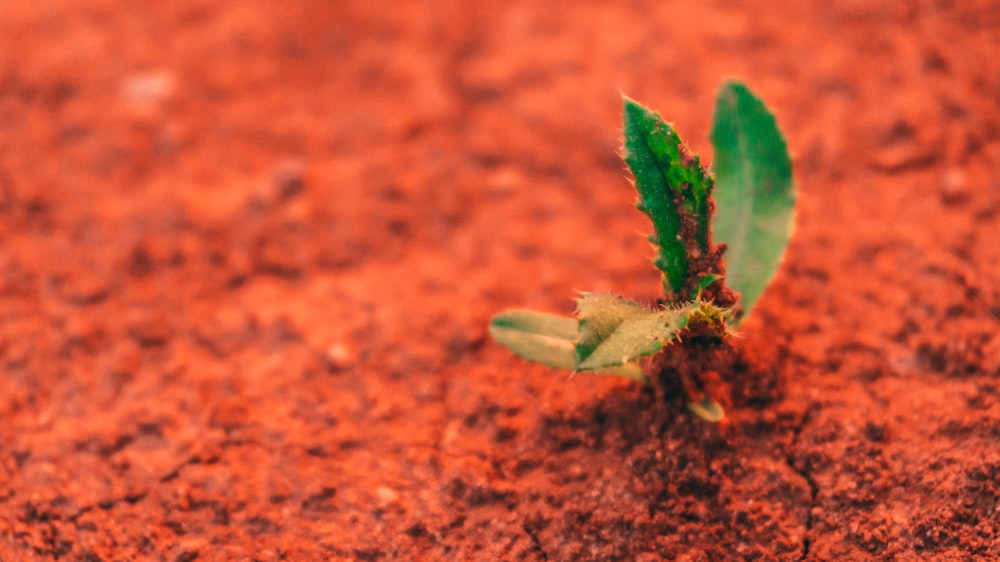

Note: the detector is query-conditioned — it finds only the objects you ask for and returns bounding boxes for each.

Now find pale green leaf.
[711,81,795,324]
[575,293,689,370]
[687,396,726,422]
[489,310,577,371]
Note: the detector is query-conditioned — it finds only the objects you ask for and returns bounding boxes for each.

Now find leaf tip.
[621,95,655,126]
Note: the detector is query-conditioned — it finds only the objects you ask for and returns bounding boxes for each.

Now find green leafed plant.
[489,81,795,421]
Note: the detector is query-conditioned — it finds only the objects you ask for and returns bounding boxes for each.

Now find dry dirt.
[2,1,1000,560]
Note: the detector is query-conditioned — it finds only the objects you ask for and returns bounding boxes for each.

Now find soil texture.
[2,1,1000,560]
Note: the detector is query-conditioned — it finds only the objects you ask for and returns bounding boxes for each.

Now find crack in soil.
[786,403,821,562]
[789,452,819,561]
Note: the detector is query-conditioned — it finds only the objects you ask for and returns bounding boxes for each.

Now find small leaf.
[686,297,737,336]
[623,97,715,302]
[575,293,689,370]
[687,396,726,422]
[489,310,577,370]
[711,82,795,324]
[692,273,722,298]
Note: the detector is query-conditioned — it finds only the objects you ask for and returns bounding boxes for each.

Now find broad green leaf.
[687,396,725,422]
[711,82,795,324]
[489,310,577,371]
[622,97,715,301]
[575,293,689,370]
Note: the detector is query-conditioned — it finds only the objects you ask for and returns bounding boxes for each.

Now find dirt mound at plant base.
[2,1,999,559]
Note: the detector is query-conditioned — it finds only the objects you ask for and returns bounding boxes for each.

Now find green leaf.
[687,396,725,422]
[692,273,723,298]
[574,293,689,370]
[710,82,795,324]
[489,310,578,371]
[622,97,715,302]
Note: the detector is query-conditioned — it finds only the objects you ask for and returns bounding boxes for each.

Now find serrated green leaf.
[710,82,795,324]
[623,97,715,301]
[575,293,689,370]
[489,310,577,370]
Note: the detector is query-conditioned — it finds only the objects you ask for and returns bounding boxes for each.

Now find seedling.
[489,82,795,421]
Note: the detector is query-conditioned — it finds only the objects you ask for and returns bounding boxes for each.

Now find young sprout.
[490,81,795,421]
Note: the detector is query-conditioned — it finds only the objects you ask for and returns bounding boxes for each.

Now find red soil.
[2,1,1000,560]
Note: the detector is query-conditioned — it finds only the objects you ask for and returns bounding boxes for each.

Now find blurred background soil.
[2,1,1000,560]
